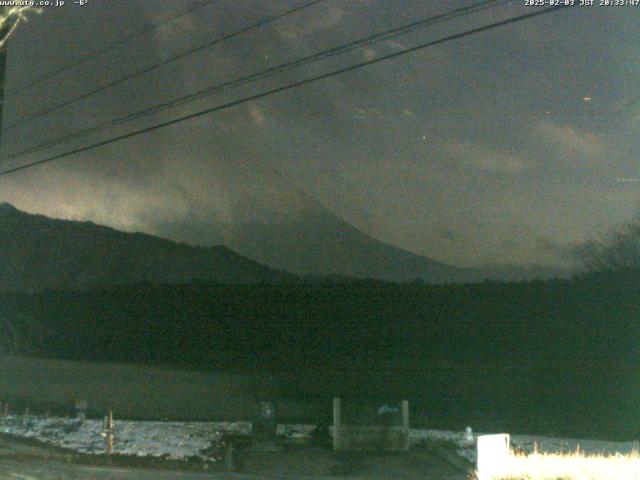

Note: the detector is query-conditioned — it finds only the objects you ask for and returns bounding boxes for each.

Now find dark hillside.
[0,203,295,291]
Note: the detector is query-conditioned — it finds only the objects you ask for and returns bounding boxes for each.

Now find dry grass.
[487,448,640,480]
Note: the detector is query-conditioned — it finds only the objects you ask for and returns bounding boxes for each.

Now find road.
[1,459,241,479]
[0,432,468,479]
[0,451,468,479]
[0,458,468,480]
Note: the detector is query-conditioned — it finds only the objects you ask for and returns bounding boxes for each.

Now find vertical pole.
[105,408,114,455]
[401,400,409,430]
[333,398,341,450]
[224,439,234,471]
[0,16,11,147]
[401,400,410,451]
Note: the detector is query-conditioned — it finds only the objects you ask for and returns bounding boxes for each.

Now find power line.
[2,0,326,132]
[0,5,572,179]
[1,0,507,164]
[4,0,218,98]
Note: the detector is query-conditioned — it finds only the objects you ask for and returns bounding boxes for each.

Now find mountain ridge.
[0,202,572,291]
[0,202,296,291]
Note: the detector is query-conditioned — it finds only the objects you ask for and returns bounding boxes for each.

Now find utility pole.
[0,10,13,146]
[0,6,41,146]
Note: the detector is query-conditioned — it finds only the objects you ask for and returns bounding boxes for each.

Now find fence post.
[333,398,341,450]
[401,400,409,429]
[76,398,87,422]
[102,408,114,455]
[401,400,410,450]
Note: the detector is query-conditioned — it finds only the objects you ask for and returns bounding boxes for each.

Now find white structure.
[463,426,474,446]
[477,433,510,480]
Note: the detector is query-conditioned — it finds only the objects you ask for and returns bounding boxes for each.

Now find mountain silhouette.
[0,202,295,291]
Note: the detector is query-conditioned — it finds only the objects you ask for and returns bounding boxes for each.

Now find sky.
[0,0,638,269]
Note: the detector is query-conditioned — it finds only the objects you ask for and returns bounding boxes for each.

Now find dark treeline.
[3,271,640,439]
[3,271,639,370]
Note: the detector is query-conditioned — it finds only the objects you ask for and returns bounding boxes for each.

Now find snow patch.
[0,415,250,461]
[1,415,636,465]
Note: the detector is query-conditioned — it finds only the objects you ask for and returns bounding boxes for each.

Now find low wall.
[334,425,409,451]
[332,398,410,451]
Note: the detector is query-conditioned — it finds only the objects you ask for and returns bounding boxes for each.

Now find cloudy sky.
[0,0,638,268]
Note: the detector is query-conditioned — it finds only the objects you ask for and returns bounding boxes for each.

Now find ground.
[0,434,467,479]
[1,355,635,478]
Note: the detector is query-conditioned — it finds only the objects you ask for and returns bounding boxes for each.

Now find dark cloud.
[0,0,638,268]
